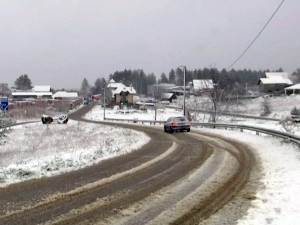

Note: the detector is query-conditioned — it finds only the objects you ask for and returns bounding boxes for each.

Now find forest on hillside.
[106,67,285,95]
[81,67,299,96]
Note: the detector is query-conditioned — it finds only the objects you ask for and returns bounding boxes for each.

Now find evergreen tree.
[169,69,176,84]
[81,78,90,95]
[90,78,107,95]
[14,74,32,90]
[139,70,147,95]
[146,73,157,85]
[159,73,169,83]
[175,67,184,86]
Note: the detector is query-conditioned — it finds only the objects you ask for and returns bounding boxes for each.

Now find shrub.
[280,116,298,134]
[0,111,14,141]
[290,107,300,115]
[261,99,272,116]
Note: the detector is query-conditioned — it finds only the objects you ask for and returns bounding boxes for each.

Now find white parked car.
[57,115,68,124]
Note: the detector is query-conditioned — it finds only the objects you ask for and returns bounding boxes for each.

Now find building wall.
[259,83,289,94]
[12,95,52,101]
[126,94,133,104]
[116,94,121,104]
[115,94,133,105]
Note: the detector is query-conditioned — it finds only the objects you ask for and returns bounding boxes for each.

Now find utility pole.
[180,66,186,116]
[154,102,157,125]
[103,87,106,120]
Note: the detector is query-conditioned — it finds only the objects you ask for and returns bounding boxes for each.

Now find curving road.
[0,105,256,225]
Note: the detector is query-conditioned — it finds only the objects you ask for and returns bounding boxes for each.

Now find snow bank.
[199,128,300,225]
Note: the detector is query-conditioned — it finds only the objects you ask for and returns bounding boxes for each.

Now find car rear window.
[174,117,187,122]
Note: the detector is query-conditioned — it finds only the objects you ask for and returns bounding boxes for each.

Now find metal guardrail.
[192,122,300,145]
[103,118,300,145]
[104,117,165,125]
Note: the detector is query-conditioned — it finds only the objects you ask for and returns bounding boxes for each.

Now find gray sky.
[1,0,299,89]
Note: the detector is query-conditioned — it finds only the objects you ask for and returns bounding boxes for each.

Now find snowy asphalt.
[0,104,256,224]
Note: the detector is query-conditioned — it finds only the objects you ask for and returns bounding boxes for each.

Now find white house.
[107,79,136,107]
[258,72,293,94]
[12,85,53,100]
[284,84,300,95]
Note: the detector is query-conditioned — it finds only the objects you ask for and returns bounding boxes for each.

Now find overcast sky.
[0,0,299,89]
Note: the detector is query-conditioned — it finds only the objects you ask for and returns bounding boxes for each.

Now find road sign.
[0,97,8,110]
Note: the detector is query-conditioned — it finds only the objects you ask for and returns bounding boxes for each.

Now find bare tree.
[0,83,11,96]
[193,80,232,122]
[103,87,113,106]
[153,85,164,101]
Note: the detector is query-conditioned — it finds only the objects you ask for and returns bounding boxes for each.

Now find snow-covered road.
[1,104,300,224]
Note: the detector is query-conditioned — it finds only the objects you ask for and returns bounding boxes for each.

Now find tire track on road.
[0,105,256,225]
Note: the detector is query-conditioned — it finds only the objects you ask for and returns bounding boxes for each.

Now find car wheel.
[164,126,167,132]
[180,129,183,132]
[187,129,190,132]
[169,127,174,133]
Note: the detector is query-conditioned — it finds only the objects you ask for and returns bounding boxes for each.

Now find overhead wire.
[226,0,285,71]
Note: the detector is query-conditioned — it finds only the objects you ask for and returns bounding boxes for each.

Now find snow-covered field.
[85,106,183,122]
[0,120,150,187]
[180,94,300,120]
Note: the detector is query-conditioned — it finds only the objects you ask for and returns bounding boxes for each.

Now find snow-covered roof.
[113,86,136,95]
[107,82,126,89]
[108,79,116,83]
[32,86,51,92]
[12,92,52,96]
[285,84,300,90]
[193,79,214,90]
[265,72,289,78]
[52,91,78,98]
[161,93,174,99]
[259,77,293,85]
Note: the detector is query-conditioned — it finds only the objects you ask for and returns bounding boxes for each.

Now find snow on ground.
[178,94,300,120]
[85,105,184,121]
[0,120,150,187]
[235,94,300,119]
[85,105,300,136]
[198,128,300,225]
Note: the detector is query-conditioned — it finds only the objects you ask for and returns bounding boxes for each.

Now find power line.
[227,0,285,71]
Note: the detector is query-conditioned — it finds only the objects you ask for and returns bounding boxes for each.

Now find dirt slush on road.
[0,104,258,225]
